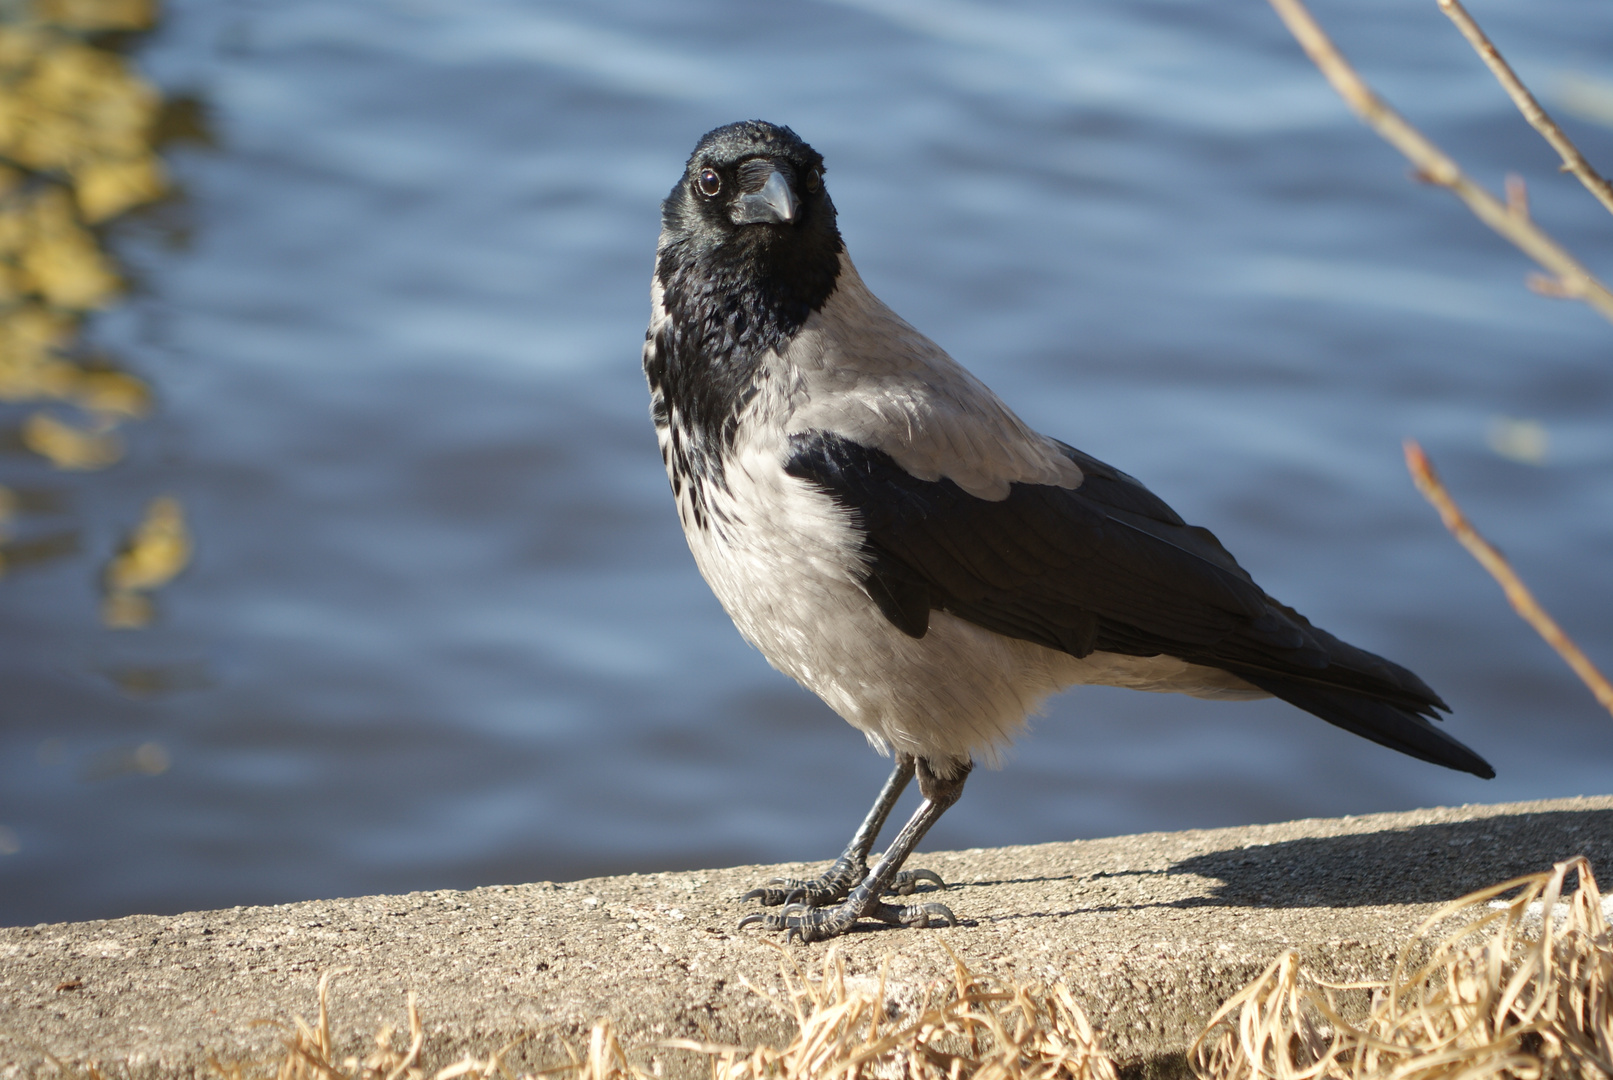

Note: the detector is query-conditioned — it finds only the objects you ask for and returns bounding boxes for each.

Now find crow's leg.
[741,754,945,907]
[740,757,969,941]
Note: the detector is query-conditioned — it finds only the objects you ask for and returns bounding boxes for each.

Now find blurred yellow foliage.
[1,2,179,618]
[0,301,150,413]
[31,0,157,34]
[0,301,72,394]
[21,408,121,468]
[0,27,164,221]
[74,151,162,220]
[101,587,151,627]
[70,366,147,414]
[106,493,188,592]
[0,0,166,474]
[102,493,189,627]
[17,185,119,306]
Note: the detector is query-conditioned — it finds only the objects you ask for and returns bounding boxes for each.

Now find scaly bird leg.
[740,757,968,941]
[741,754,944,908]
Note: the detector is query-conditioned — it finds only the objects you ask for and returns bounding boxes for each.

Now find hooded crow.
[643,120,1493,942]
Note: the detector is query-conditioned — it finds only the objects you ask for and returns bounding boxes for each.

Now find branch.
[1265,0,1613,324]
[1404,440,1613,719]
[1437,0,1613,219]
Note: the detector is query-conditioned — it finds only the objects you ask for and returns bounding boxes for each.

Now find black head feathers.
[647,122,847,487]
[657,121,843,336]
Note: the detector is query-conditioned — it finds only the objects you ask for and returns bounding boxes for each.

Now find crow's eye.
[805,168,821,192]
[697,169,721,197]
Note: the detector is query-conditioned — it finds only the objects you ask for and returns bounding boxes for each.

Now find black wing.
[785,430,1493,779]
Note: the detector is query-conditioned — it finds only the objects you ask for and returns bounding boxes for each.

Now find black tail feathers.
[1239,671,1494,779]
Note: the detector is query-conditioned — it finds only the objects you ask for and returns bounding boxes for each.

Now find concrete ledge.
[3,796,1612,1079]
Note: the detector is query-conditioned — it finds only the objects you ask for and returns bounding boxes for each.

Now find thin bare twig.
[1404,439,1613,719]
[1437,0,1613,219]
[1265,0,1613,323]
[1504,173,1528,220]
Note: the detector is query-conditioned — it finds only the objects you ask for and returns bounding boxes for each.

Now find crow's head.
[660,121,842,314]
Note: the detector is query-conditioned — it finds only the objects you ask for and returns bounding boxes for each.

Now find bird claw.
[743,879,822,906]
[736,910,786,932]
[741,883,796,906]
[875,899,957,929]
[887,868,946,896]
[738,895,957,942]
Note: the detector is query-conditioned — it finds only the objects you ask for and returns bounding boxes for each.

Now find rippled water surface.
[4,0,1613,926]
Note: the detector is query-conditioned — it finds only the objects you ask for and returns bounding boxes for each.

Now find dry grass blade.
[1263,0,1613,322]
[572,1020,653,1080]
[209,969,525,1080]
[1190,857,1613,1080]
[1435,0,1613,219]
[1404,439,1613,719]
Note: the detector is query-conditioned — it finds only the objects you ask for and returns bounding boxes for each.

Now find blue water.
[3,0,1612,926]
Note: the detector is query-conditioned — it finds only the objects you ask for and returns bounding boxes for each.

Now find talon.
[742,884,803,906]
[884,868,946,896]
[907,902,957,928]
[784,887,806,906]
[737,912,771,931]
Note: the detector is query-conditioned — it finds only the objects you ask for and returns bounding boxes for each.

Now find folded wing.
[785,429,1493,778]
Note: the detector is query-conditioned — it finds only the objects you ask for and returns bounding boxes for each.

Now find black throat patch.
[644,122,844,519]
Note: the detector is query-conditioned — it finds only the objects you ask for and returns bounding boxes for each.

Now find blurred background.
[1,0,1611,927]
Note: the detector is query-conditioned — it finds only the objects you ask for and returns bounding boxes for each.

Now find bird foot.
[742,858,945,908]
[741,854,865,907]
[738,895,957,942]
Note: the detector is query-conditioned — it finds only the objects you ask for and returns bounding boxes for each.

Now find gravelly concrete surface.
[3,796,1611,1079]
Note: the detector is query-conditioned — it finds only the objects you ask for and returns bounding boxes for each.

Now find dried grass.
[207,968,527,1080]
[211,950,1117,1080]
[1190,856,1613,1080]
[664,945,1118,1080]
[206,859,1613,1080]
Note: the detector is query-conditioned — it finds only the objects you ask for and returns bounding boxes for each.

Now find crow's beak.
[731,168,798,225]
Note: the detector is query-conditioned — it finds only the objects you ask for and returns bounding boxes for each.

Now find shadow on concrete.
[1166,807,1613,909]
[963,873,1089,889]
[802,806,1613,932]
